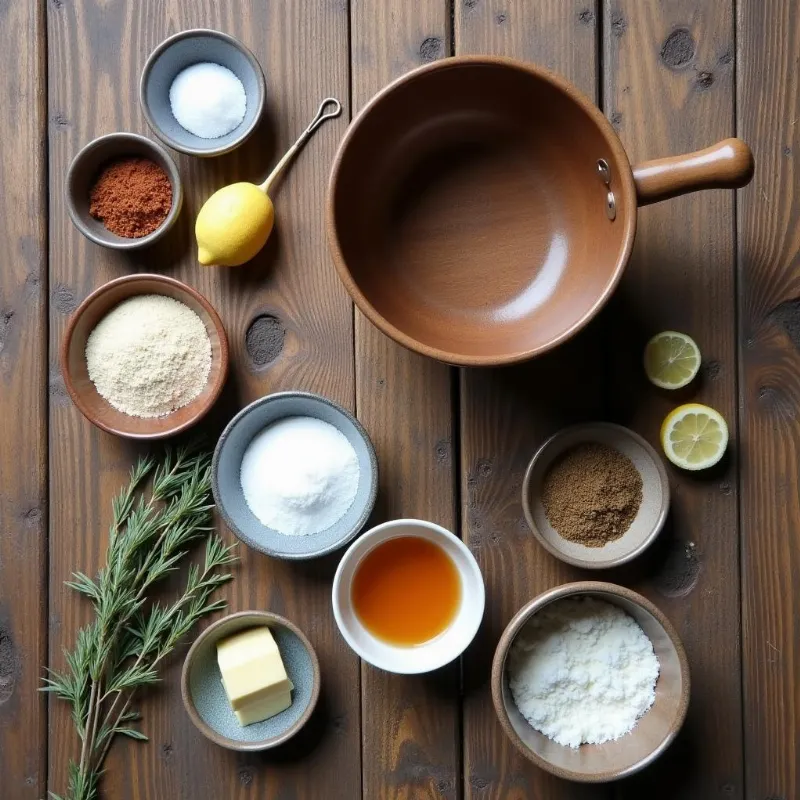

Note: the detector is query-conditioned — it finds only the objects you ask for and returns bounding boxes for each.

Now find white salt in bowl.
[212,392,378,560]
[492,582,690,782]
[140,29,266,157]
[332,519,485,674]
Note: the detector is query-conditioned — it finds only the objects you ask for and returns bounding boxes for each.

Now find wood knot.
[419,37,443,62]
[652,539,700,597]
[578,9,595,25]
[495,12,506,24]
[53,284,77,314]
[696,70,714,89]
[661,28,695,69]
[611,14,627,36]
[0,627,19,705]
[245,314,285,368]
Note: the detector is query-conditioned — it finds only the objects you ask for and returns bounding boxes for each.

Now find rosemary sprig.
[43,447,237,800]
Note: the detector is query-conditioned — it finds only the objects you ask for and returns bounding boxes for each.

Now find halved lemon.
[660,403,728,470]
[644,331,701,389]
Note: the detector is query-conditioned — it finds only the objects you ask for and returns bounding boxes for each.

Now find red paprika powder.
[89,156,172,238]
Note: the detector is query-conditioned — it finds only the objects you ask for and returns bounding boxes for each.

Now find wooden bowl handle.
[632,138,754,206]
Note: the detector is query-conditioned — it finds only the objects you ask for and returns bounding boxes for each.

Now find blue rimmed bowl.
[212,391,378,560]
[181,611,320,751]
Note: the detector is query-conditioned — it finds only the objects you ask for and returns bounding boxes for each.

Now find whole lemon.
[195,182,274,267]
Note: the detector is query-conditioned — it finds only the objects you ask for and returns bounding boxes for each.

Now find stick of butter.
[217,626,294,726]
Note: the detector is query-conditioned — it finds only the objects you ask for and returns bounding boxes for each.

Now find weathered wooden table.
[2,1,797,797]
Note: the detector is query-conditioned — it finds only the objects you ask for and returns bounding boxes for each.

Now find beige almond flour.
[85,294,212,418]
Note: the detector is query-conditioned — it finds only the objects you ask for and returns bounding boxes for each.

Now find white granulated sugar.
[169,62,247,139]
[85,294,212,418]
[508,597,659,748]
[240,416,360,537]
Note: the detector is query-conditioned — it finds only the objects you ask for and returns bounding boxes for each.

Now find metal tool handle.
[259,98,343,194]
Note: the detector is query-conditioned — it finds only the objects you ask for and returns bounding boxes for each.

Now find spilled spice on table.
[542,443,643,547]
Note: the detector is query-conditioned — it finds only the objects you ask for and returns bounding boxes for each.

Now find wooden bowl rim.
[491,581,691,782]
[326,54,638,367]
[60,273,229,440]
[180,610,321,751]
[521,422,671,569]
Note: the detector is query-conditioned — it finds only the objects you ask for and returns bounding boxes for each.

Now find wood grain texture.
[0,0,48,798]
[455,2,610,798]
[47,1,357,798]
[738,1,800,797]
[603,2,743,797]
[349,1,461,798]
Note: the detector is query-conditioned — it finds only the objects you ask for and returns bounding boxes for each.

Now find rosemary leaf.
[46,448,236,800]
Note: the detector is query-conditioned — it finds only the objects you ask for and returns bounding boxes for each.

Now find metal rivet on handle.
[597,158,611,184]
[605,190,617,221]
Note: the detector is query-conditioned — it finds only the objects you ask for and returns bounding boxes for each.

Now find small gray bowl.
[66,132,183,249]
[182,611,320,751]
[213,391,378,560]
[140,29,266,157]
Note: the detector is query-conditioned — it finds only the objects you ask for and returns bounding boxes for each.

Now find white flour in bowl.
[508,596,659,748]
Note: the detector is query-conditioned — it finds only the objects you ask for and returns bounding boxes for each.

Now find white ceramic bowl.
[332,519,485,674]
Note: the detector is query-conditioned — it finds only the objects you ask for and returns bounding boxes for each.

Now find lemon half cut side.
[660,403,728,471]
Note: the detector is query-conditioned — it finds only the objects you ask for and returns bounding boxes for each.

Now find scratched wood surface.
[1,0,797,797]
[47,1,357,799]
[350,2,461,797]
[603,2,744,798]
[0,1,47,799]
[738,1,800,799]
[456,3,608,798]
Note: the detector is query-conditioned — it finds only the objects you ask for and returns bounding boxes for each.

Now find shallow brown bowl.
[327,56,753,366]
[61,274,228,439]
[522,423,670,569]
[492,582,690,782]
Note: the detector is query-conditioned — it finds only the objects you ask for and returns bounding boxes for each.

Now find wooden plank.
[47,1,356,798]
[738,1,800,797]
[603,2,743,797]
[0,1,48,798]
[348,2,460,798]
[455,3,610,799]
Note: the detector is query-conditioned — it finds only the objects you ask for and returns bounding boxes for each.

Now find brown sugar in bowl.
[327,56,753,366]
[60,274,229,440]
[522,423,670,569]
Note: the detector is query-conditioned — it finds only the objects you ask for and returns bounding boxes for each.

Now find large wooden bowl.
[61,274,229,439]
[327,56,753,366]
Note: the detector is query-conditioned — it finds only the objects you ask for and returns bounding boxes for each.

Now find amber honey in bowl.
[351,535,462,646]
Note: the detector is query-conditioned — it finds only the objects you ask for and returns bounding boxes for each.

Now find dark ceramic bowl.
[140,29,266,157]
[66,132,183,249]
[492,582,690,782]
[182,611,320,751]
[60,274,229,440]
[212,392,378,560]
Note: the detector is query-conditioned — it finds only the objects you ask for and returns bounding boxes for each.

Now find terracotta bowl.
[61,274,229,439]
[522,423,670,569]
[327,56,753,366]
[492,582,690,782]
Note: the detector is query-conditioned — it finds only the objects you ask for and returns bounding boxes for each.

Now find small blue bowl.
[181,611,320,751]
[212,391,378,560]
[140,29,266,157]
